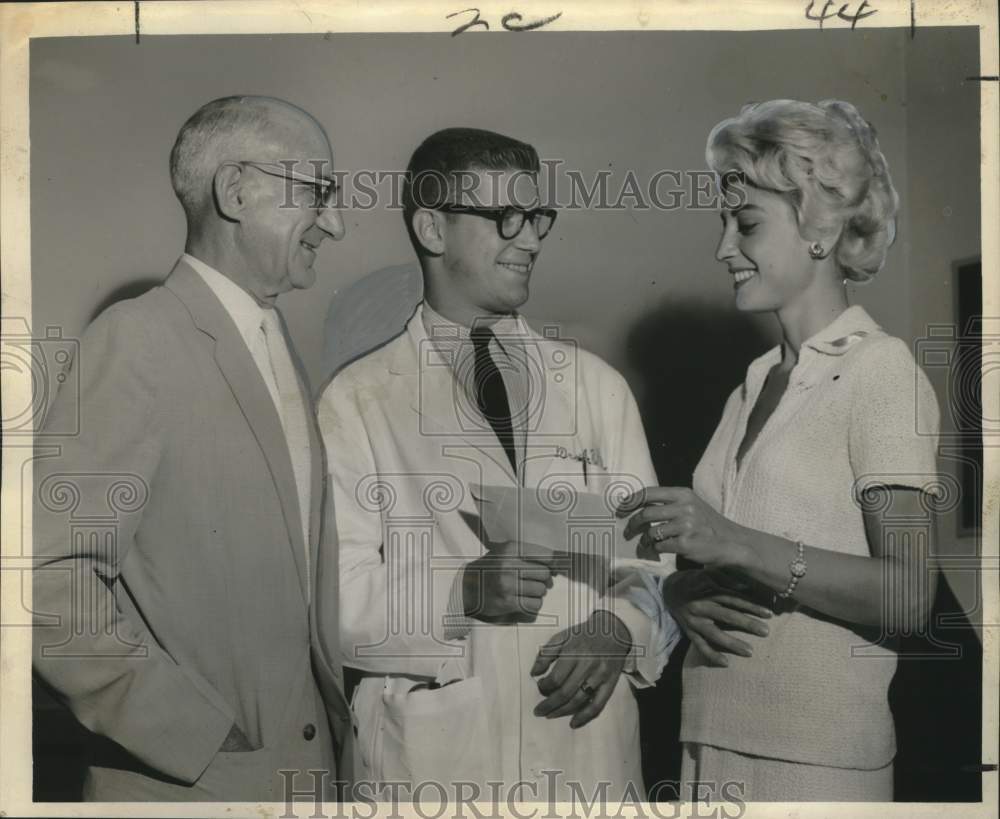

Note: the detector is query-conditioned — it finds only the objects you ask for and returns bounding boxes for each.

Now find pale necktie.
[260,308,311,591]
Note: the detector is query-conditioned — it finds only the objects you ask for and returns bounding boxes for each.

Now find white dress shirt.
[182,253,311,582]
[182,253,283,413]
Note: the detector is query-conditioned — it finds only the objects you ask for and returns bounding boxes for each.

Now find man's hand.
[662,568,771,667]
[530,610,631,729]
[219,722,256,752]
[462,540,556,623]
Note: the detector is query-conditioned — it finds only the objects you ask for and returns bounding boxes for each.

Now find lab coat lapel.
[393,307,519,482]
[518,324,578,487]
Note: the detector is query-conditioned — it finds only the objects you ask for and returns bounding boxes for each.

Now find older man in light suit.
[32,96,351,801]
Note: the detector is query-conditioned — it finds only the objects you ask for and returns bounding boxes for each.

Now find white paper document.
[469,483,673,577]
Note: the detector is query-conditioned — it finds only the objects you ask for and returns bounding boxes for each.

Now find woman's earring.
[808,241,825,259]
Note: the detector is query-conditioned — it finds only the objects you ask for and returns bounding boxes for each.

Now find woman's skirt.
[680,742,894,802]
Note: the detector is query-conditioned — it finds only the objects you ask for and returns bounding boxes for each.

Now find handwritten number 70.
[447,8,563,36]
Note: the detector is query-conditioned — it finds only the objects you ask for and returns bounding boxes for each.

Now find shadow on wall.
[625,301,772,486]
[625,301,772,798]
[88,278,162,325]
[320,262,424,392]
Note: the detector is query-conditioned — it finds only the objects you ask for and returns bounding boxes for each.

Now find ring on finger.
[579,681,597,699]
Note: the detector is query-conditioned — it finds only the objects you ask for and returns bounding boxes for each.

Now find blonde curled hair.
[706,99,899,282]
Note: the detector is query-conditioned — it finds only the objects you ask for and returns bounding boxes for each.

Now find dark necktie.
[470,327,518,475]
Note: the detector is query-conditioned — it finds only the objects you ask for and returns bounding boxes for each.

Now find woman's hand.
[661,569,772,667]
[618,486,753,570]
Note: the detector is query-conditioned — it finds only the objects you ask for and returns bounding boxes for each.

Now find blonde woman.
[622,100,942,801]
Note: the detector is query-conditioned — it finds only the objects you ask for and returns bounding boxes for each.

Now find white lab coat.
[317,306,674,801]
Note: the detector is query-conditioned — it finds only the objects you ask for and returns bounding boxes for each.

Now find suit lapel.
[165,261,309,603]
[282,314,324,591]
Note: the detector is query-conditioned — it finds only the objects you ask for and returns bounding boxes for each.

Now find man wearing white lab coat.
[316,128,678,801]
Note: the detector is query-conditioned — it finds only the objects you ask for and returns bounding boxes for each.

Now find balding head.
[169,96,331,221]
[170,96,344,305]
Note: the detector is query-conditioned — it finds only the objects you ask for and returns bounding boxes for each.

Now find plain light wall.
[29,28,981,615]
[30,29,919,377]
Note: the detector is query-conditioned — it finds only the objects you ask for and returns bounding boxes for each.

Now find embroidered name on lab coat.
[555,446,606,470]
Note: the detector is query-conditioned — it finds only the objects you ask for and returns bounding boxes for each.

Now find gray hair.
[706,99,899,282]
[169,96,276,218]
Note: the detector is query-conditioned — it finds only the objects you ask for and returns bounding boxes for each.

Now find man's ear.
[214,162,247,221]
[412,208,445,255]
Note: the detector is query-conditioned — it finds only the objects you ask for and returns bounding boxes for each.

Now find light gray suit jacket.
[32,259,351,800]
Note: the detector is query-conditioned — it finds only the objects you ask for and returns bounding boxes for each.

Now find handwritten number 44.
[805,0,878,29]
[447,8,563,36]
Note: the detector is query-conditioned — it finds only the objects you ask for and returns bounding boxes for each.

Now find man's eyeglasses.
[236,160,339,209]
[436,203,557,241]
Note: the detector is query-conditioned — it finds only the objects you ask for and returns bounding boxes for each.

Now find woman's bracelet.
[776,540,808,600]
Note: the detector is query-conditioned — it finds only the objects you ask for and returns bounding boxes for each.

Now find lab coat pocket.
[379,676,497,788]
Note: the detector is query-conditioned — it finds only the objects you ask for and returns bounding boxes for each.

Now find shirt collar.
[421,301,523,361]
[801,304,882,357]
[182,253,269,349]
[743,305,882,392]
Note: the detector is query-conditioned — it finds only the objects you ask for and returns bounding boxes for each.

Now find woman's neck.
[775,285,850,369]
